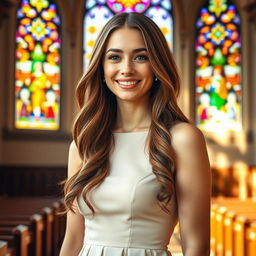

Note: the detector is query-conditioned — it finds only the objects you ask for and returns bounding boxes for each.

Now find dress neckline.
[113,129,149,134]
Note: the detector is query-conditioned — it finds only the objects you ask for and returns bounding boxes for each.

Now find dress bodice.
[77,131,178,256]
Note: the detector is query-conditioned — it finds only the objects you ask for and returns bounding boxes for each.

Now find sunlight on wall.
[233,161,249,200]
[252,168,256,200]
[214,152,231,167]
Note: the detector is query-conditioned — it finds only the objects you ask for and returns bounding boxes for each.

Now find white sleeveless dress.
[77,131,178,256]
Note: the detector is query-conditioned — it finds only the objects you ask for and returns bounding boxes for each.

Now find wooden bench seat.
[246,221,256,256]
[0,225,30,256]
[0,214,43,256]
[0,240,11,256]
[0,197,65,256]
[211,197,256,256]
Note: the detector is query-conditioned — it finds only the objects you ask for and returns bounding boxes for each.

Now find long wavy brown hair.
[63,12,189,215]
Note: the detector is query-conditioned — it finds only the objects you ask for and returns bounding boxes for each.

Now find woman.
[60,12,211,256]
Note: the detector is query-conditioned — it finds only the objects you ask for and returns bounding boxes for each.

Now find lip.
[115,79,140,89]
[116,79,140,82]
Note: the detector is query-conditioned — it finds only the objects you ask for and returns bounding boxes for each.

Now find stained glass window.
[83,0,173,69]
[15,0,61,130]
[195,0,241,131]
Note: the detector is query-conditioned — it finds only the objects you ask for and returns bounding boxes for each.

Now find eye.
[134,55,149,61]
[107,55,121,61]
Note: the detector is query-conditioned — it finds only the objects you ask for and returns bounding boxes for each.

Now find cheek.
[103,65,117,79]
[103,66,116,92]
[142,65,154,79]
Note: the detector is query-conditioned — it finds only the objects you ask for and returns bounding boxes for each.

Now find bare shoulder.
[170,122,206,150]
[68,140,83,178]
[69,140,79,155]
[169,122,210,179]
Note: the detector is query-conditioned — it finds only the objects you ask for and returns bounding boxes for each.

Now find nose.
[121,59,134,75]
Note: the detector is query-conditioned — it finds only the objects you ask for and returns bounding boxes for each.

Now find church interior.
[0,0,256,255]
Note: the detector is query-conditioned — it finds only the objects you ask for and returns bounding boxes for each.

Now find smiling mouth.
[116,80,140,86]
[115,80,141,90]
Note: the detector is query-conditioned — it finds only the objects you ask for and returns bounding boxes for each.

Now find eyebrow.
[106,48,147,53]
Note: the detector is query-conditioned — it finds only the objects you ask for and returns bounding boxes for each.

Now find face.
[103,27,154,104]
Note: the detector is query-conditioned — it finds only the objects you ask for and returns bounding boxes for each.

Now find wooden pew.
[211,198,256,256]
[223,211,256,256]
[51,200,63,256]
[0,214,43,256]
[50,198,66,254]
[246,221,256,256]
[224,210,236,256]
[233,214,256,256]
[0,211,53,256]
[0,240,8,256]
[0,225,30,256]
[58,199,66,249]
[225,211,255,256]
[210,203,217,256]
[0,197,64,256]
[0,197,60,213]
[215,206,227,256]
[41,207,53,256]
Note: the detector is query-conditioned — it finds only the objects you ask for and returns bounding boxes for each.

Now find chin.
[115,94,138,102]
[117,97,136,102]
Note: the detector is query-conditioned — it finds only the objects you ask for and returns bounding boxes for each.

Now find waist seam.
[83,242,167,251]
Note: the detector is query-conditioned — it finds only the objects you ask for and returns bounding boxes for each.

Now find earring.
[155,77,158,82]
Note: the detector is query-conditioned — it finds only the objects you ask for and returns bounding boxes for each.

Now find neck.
[114,98,151,132]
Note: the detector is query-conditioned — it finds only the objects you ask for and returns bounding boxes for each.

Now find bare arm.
[171,123,211,256]
[59,141,85,256]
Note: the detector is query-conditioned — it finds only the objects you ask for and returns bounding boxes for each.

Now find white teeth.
[118,81,138,85]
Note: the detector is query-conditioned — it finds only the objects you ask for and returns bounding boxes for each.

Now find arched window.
[195,0,241,131]
[83,0,173,69]
[15,0,61,130]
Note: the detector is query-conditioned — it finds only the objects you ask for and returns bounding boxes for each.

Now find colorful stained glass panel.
[15,0,61,130]
[84,0,173,69]
[195,0,241,131]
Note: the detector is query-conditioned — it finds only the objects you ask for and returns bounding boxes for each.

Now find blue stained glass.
[86,0,97,8]
[160,0,171,9]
